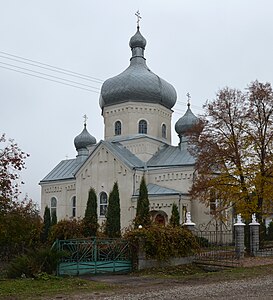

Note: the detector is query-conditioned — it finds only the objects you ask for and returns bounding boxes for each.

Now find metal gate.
[54,238,133,276]
[194,229,241,267]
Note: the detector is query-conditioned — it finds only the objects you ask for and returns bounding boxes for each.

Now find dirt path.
[39,274,273,299]
[41,258,273,300]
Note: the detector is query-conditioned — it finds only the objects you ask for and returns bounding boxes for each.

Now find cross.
[186,92,191,107]
[135,10,142,28]
[83,114,88,126]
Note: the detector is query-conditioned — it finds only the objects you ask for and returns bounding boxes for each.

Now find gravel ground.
[48,274,273,300]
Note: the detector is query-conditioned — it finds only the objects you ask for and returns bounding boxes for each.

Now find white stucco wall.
[103,102,173,144]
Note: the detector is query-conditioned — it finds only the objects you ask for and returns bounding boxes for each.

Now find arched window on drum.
[115,121,122,135]
[138,119,147,134]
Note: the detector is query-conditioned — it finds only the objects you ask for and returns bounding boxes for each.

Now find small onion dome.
[129,27,147,49]
[74,124,96,151]
[175,103,199,136]
[99,27,177,110]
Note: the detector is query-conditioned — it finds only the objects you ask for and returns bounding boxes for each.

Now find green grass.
[134,263,273,283]
[0,276,113,299]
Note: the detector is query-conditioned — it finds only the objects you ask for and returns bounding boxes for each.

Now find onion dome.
[74,124,96,151]
[129,27,146,49]
[99,27,177,110]
[175,103,198,137]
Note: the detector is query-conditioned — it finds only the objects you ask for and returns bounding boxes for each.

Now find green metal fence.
[53,238,132,276]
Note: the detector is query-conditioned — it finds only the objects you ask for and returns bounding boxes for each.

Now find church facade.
[40,25,211,230]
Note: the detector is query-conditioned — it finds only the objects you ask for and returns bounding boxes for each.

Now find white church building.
[40,25,211,230]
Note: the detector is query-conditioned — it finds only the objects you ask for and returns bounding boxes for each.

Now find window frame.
[50,197,57,218]
[138,119,147,134]
[114,120,122,136]
[71,196,76,218]
[99,192,108,217]
[162,123,167,139]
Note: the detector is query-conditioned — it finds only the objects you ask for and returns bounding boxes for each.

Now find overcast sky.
[1,0,273,207]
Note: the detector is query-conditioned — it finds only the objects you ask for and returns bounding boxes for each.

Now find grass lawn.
[0,276,113,299]
[135,262,273,283]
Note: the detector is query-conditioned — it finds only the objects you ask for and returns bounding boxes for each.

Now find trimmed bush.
[48,219,84,243]
[125,225,200,261]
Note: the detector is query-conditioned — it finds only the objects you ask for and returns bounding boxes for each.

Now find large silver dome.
[99,27,177,110]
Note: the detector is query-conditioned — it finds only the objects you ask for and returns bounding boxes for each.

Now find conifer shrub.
[134,176,151,228]
[83,187,99,237]
[125,225,199,261]
[41,206,51,243]
[105,182,121,238]
[169,203,180,227]
[51,210,57,226]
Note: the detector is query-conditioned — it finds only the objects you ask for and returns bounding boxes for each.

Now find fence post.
[249,213,260,256]
[234,214,245,259]
[137,237,146,270]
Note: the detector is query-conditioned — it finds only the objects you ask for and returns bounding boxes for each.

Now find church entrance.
[155,214,165,225]
[151,210,168,226]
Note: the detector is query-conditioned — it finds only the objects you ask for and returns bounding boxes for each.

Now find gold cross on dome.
[83,114,88,126]
[135,10,142,27]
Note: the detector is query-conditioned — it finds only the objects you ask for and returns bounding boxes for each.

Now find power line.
[0,65,100,93]
[0,50,104,83]
[175,101,203,111]
[0,61,101,91]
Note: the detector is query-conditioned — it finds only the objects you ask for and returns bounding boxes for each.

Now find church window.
[162,124,166,139]
[115,121,121,135]
[71,196,76,218]
[50,197,57,218]
[138,120,147,134]
[99,192,108,216]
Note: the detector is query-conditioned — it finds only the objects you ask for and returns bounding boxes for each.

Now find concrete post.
[234,214,245,259]
[137,237,146,270]
[249,213,260,256]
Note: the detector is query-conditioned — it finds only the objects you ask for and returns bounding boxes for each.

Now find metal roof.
[102,140,144,168]
[40,140,195,184]
[147,144,195,167]
[40,141,144,184]
[40,158,85,183]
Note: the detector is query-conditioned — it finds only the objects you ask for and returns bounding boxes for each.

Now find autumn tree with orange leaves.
[189,81,273,221]
[0,134,42,259]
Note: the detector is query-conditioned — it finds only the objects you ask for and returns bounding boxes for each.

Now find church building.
[40,24,210,229]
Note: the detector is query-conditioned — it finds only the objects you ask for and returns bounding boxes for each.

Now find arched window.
[115,121,121,135]
[138,120,147,134]
[162,124,166,139]
[50,197,57,218]
[71,196,76,218]
[100,192,108,216]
